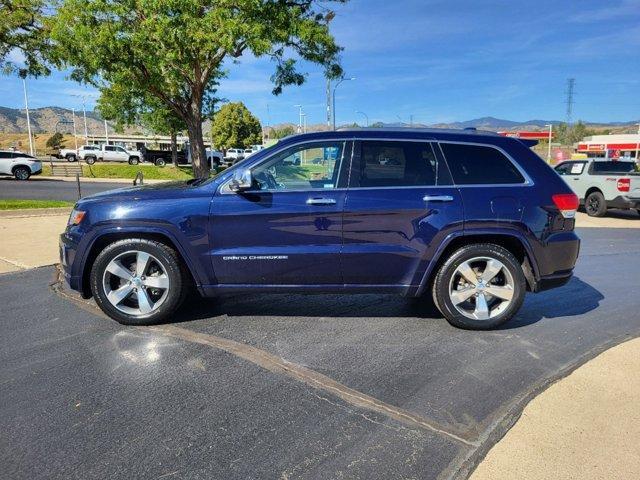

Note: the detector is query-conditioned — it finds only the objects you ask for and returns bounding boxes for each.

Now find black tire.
[432,243,526,330]
[13,166,31,180]
[585,191,607,217]
[90,238,188,325]
[155,157,166,167]
[66,154,77,162]
[85,156,96,165]
[128,157,139,165]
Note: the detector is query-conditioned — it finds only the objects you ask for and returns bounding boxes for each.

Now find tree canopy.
[49,0,346,177]
[212,102,262,151]
[45,131,65,149]
[0,0,51,76]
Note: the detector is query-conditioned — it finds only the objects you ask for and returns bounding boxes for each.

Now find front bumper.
[59,231,82,292]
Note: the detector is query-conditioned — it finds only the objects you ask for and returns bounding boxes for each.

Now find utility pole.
[104,119,109,144]
[565,78,575,126]
[72,108,78,150]
[636,123,640,165]
[22,79,34,156]
[302,113,307,133]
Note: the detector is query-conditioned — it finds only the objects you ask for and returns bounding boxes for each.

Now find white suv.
[0,150,42,180]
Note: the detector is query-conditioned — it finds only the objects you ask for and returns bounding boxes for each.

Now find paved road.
[1,228,639,480]
[0,178,131,202]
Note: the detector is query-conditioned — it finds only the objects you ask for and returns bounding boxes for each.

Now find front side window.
[351,141,446,187]
[250,141,346,191]
[440,143,526,185]
[555,162,585,175]
[104,146,115,152]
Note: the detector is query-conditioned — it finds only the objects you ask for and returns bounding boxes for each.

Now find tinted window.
[250,141,345,191]
[352,141,446,187]
[440,143,525,185]
[0,152,11,159]
[590,161,637,174]
[104,146,115,151]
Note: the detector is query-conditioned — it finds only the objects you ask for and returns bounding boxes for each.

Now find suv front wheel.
[432,243,526,330]
[90,238,188,325]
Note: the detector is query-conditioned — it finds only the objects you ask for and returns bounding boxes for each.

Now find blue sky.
[1,0,639,126]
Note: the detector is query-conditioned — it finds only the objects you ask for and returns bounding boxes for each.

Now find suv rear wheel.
[432,243,526,330]
[155,157,166,167]
[128,157,139,165]
[66,154,77,162]
[585,191,607,217]
[90,238,188,325]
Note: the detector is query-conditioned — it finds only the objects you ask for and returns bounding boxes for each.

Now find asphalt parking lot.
[1,227,639,480]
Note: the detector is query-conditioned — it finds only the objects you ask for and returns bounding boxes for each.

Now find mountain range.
[0,107,638,135]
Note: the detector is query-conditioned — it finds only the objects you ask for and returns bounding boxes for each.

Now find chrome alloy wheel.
[448,256,515,320]
[102,250,170,316]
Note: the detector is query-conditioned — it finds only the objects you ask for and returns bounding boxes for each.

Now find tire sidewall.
[85,156,96,165]
[14,167,30,180]
[155,158,166,167]
[90,239,185,325]
[129,157,139,165]
[434,244,526,330]
[585,191,606,217]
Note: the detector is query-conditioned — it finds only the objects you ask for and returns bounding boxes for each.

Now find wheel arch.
[415,231,539,296]
[584,186,603,200]
[79,229,201,298]
[11,164,32,174]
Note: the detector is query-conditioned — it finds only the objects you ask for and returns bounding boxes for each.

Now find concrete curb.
[35,176,168,184]
[0,207,72,218]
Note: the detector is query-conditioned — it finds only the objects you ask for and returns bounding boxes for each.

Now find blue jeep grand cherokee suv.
[60,128,580,330]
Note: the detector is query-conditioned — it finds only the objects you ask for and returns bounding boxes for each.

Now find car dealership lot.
[1,227,639,479]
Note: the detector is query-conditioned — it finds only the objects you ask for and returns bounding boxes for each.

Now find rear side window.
[440,143,525,185]
[589,161,636,174]
[352,141,448,187]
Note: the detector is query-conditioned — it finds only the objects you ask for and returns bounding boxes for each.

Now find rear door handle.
[423,195,454,202]
[306,197,337,206]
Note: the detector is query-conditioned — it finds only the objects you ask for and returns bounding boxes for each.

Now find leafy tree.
[49,0,346,178]
[97,82,187,167]
[270,125,296,140]
[212,102,262,152]
[45,132,65,150]
[0,0,51,76]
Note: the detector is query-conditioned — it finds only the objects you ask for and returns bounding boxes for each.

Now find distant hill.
[0,106,637,134]
[0,106,118,135]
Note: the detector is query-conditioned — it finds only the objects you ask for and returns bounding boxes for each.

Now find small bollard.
[76,173,82,199]
[133,171,144,186]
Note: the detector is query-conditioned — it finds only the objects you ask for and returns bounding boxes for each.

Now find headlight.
[68,209,86,226]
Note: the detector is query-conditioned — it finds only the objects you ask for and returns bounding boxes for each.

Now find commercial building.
[576,134,640,159]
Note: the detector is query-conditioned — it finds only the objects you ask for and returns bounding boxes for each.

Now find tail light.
[617,178,630,192]
[552,193,579,219]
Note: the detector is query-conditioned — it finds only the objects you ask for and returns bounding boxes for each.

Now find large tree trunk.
[184,94,209,179]
[170,130,178,167]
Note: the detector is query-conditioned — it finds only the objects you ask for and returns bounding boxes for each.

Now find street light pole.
[72,108,78,150]
[636,123,640,166]
[104,119,109,144]
[302,113,307,133]
[356,110,369,127]
[22,79,34,156]
[332,77,355,130]
[294,104,303,133]
[82,98,88,144]
[545,124,553,162]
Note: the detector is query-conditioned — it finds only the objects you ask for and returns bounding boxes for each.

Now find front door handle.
[423,195,454,202]
[306,197,337,206]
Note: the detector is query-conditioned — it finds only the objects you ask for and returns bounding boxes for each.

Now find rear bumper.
[607,195,640,209]
[535,270,573,292]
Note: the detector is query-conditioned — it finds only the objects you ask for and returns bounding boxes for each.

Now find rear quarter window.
[440,143,526,185]
[589,161,637,174]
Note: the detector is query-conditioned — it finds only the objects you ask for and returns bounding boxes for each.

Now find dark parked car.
[60,129,580,330]
[141,147,187,166]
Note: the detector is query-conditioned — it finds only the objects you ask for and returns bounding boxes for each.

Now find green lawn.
[42,164,194,180]
[0,199,75,210]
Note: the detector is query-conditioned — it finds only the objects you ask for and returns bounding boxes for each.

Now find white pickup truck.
[79,145,143,165]
[554,159,640,217]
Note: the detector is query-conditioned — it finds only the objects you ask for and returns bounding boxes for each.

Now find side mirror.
[229,168,253,192]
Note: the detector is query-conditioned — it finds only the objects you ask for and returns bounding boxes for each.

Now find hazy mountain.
[0,106,637,134]
[0,106,117,135]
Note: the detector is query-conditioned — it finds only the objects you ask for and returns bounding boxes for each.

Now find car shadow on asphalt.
[167,276,603,330]
[499,276,604,329]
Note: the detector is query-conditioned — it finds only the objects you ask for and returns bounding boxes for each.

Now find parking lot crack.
[151,324,478,447]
